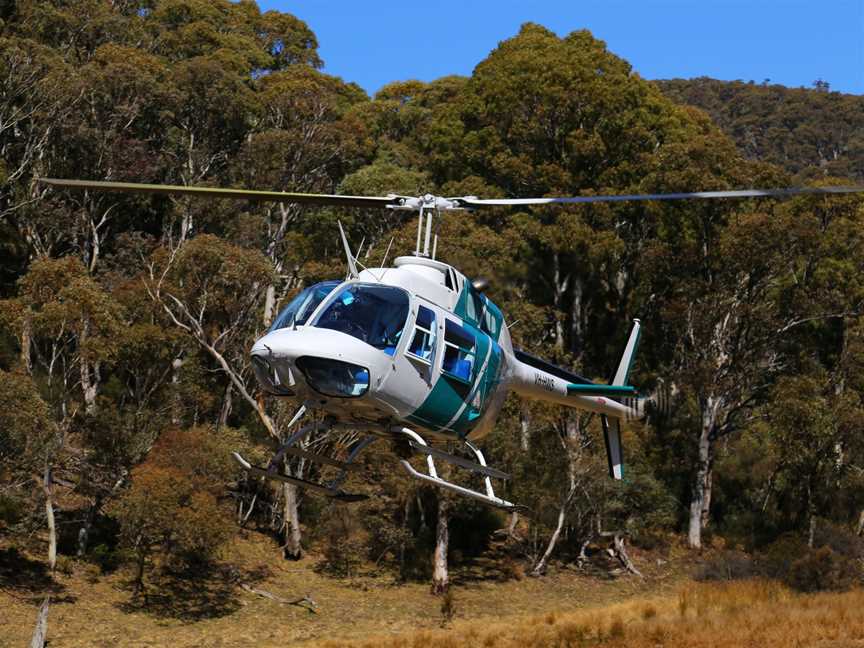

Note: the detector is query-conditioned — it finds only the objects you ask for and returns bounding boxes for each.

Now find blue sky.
[259,0,864,96]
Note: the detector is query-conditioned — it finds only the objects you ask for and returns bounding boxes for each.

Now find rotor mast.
[410,194,456,259]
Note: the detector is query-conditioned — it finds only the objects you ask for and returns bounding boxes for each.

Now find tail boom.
[509,319,642,481]
[509,359,636,418]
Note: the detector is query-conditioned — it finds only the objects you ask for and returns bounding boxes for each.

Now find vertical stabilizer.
[613,319,641,386]
[602,318,641,480]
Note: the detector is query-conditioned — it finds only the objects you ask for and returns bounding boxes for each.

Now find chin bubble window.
[313,284,409,355]
[295,356,370,398]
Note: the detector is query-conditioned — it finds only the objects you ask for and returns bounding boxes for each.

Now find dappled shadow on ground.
[117,562,271,622]
[0,547,68,599]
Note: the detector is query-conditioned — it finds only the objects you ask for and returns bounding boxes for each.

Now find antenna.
[338,220,359,278]
[380,237,394,268]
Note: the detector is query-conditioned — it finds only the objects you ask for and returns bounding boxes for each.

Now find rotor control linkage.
[394,427,524,512]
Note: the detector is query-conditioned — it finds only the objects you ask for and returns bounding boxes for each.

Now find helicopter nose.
[250,332,297,394]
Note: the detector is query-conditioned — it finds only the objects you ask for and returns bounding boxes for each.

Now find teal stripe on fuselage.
[450,337,503,436]
[454,282,505,343]
[406,318,503,438]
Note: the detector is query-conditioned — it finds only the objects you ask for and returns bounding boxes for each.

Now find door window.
[442,319,475,383]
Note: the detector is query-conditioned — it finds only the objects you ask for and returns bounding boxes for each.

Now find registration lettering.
[534,373,555,392]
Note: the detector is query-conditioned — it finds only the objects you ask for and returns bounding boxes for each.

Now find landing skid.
[232,418,375,503]
[232,452,368,503]
[232,411,525,511]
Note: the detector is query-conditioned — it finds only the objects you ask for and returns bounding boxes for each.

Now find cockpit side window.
[270,280,340,332]
[312,284,410,355]
[406,305,436,364]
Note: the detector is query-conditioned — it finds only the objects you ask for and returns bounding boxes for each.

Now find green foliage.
[1,0,863,591]
[0,369,55,464]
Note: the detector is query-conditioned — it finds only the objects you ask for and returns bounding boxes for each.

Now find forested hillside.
[658,77,864,181]
[1,2,863,644]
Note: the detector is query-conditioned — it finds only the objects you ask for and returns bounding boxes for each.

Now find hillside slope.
[657,77,864,181]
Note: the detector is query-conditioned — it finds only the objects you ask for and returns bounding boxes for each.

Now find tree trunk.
[29,596,50,648]
[79,358,97,415]
[263,284,277,327]
[612,534,643,577]
[134,546,147,596]
[688,401,716,549]
[282,482,303,560]
[551,252,569,354]
[170,356,183,426]
[21,314,32,374]
[700,464,713,530]
[856,509,864,537]
[217,381,233,431]
[532,482,576,576]
[519,404,531,452]
[78,319,98,415]
[42,466,56,571]
[431,491,450,595]
[77,496,101,557]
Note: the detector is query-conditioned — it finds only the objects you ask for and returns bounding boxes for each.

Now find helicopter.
[39,178,864,511]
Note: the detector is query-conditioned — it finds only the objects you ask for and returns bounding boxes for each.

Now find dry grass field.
[2,532,862,647]
[311,580,864,648]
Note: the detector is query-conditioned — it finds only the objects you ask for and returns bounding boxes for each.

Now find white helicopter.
[40,179,864,511]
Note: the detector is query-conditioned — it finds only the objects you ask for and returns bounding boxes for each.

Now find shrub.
[317,506,365,578]
[757,534,809,580]
[90,543,121,573]
[695,550,759,581]
[111,426,241,591]
[813,522,864,562]
[786,546,858,593]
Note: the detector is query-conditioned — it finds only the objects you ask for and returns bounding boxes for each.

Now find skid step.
[407,441,510,480]
[233,452,368,503]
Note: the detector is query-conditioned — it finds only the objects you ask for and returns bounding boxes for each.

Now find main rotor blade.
[39,178,401,209]
[456,186,864,208]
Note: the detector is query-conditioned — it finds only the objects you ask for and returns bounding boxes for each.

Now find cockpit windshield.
[313,284,410,355]
[270,281,340,332]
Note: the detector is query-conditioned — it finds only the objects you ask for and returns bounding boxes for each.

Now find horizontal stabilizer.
[567,384,637,397]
